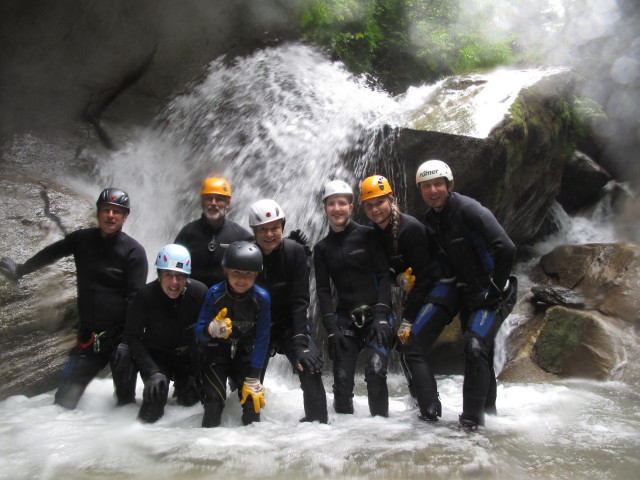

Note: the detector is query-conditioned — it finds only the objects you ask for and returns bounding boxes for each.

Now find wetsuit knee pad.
[463,333,488,361]
[364,351,387,379]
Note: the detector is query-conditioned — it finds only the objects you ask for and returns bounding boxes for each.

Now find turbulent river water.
[0,44,638,479]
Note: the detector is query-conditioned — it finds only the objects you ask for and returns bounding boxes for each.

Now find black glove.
[288,229,312,257]
[112,343,131,373]
[0,257,22,281]
[143,373,168,403]
[295,347,324,373]
[371,315,393,348]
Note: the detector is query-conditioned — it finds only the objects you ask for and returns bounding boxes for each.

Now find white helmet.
[415,160,453,186]
[248,199,285,227]
[321,180,353,202]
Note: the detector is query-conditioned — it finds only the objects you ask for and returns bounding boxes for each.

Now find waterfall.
[99,44,401,267]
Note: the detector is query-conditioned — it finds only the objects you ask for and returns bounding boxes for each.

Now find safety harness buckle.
[350,305,370,328]
[93,331,107,353]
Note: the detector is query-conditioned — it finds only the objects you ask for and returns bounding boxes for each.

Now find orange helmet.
[360,175,393,202]
[200,177,231,197]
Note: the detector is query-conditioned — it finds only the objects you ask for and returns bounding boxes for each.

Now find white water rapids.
[1,44,638,479]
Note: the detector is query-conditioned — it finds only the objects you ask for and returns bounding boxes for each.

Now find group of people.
[0,160,517,432]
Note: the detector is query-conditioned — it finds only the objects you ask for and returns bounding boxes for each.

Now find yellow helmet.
[360,175,393,202]
[200,177,231,197]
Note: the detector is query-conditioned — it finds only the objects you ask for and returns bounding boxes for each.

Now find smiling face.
[324,194,353,231]
[97,204,128,237]
[159,270,188,299]
[225,268,259,294]
[201,194,230,226]
[363,195,392,229]
[255,219,284,256]
[419,177,450,211]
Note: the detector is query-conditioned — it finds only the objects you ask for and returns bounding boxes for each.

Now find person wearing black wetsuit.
[314,180,393,417]
[248,199,328,424]
[360,175,460,423]
[417,160,517,431]
[174,177,253,288]
[124,244,208,423]
[0,188,148,409]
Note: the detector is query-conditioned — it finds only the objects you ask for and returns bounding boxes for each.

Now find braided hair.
[388,196,402,256]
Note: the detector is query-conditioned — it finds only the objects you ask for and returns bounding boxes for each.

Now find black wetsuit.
[371,212,459,420]
[314,220,392,416]
[174,215,253,287]
[424,192,516,426]
[19,228,148,409]
[124,278,208,422]
[256,238,327,423]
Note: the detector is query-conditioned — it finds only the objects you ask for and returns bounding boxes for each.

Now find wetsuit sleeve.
[248,289,271,378]
[313,242,334,317]
[125,243,148,302]
[462,201,516,290]
[367,229,392,312]
[288,241,312,337]
[401,222,432,322]
[173,224,189,245]
[194,287,218,342]
[19,234,76,276]
[124,287,160,376]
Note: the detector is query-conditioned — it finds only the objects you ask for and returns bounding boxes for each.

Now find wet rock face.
[533,306,625,379]
[539,243,640,323]
[393,72,578,246]
[531,285,587,309]
[557,151,612,214]
[502,243,640,384]
[0,0,298,144]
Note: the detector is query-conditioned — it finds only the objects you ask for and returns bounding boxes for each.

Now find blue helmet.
[155,244,191,275]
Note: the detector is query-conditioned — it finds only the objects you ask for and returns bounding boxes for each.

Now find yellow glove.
[397,319,412,345]
[397,267,416,292]
[240,377,265,414]
[207,307,232,339]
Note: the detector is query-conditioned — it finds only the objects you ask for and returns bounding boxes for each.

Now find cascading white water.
[99,44,401,268]
[2,44,639,480]
[398,67,567,138]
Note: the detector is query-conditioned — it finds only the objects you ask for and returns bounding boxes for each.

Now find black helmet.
[222,241,263,272]
[96,188,130,213]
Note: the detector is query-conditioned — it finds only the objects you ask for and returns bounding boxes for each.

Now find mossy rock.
[533,306,624,379]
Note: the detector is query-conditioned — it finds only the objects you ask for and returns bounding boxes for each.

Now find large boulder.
[389,71,578,246]
[532,306,628,379]
[538,243,640,323]
[557,151,612,214]
[501,243,640,384]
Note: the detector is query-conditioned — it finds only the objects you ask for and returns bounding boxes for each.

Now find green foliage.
[287,0,521,91]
